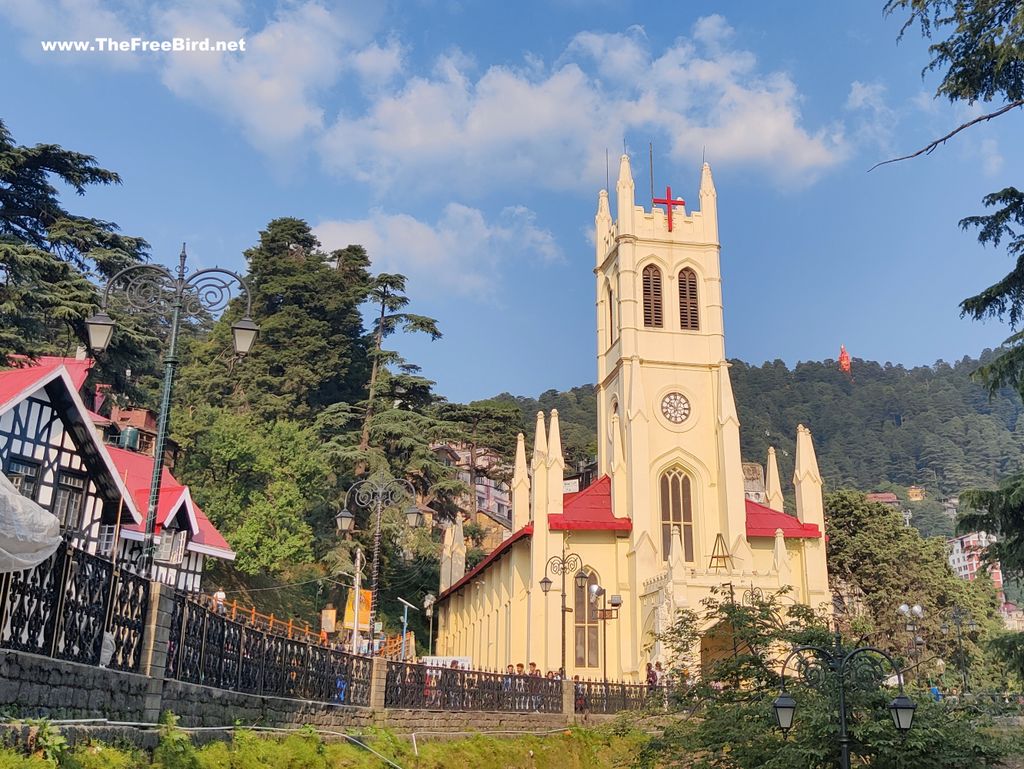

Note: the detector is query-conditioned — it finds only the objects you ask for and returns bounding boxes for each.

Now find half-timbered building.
[0,355,233,591]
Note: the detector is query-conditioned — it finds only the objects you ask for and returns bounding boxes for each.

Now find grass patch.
[0,723,647,769]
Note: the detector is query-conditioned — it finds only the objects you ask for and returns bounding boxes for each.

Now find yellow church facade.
[434,155,831,681]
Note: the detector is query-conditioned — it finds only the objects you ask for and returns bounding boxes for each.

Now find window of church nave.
[607,285,617,344]
[642,264,663,328]
[574,569,600,668]
[678,268,699,330]
[660,469,694,562]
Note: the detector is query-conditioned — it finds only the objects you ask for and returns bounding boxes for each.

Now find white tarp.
[0,471,62,573]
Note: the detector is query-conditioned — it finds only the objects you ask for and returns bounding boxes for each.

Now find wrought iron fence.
[384,661,563,713]
[0,540,149,673]
[572,679,657,714]
[167,596,372,707]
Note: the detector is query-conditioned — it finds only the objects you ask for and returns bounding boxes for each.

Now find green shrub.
[151,713,199,769]
[60,744,146,769]
[0,746,51,768]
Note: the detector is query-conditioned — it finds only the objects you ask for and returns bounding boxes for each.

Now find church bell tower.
[595,154,751,590]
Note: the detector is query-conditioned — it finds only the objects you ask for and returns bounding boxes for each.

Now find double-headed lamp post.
[539,551,586,675]
[85,245,258,578]
[338,469,421,652]
[941,606,978,693]
[772,632,917,769]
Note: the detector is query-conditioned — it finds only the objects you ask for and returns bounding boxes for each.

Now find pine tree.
[357,273,441,466]
[176,218,373,422]
[0,119,154,390]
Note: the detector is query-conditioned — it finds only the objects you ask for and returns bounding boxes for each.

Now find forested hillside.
[501,352,1024,526]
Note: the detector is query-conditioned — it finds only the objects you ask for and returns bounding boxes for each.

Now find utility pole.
[351,549,363,655]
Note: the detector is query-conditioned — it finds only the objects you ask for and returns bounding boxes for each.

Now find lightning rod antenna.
[649,142,654,202]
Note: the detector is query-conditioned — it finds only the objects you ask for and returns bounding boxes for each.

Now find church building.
[434,155,831,680]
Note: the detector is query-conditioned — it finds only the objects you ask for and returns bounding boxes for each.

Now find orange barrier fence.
[200,593,325,644]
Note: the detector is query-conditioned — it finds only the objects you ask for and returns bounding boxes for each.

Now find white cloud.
[845,81,898,151]
[0,0,385,155]
[154,1,351,153]
[0,3,848,190]
[979,138,1004,176]
[0,0,138,64]
[350,37,404,86]
[321,18,846,192]
[314,204,561,297]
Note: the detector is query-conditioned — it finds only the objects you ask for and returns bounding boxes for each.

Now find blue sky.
[1,0,1020,403]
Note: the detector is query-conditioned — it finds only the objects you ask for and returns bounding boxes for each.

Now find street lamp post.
[941,606,977,693]
[341,469,420,651]
[772,631,916,769]
[423,593,436,656]
[85,245,258,578]
[590,584,622,682]
[397,597,418,661]
[539,551,585,675]
[897,602,926,681]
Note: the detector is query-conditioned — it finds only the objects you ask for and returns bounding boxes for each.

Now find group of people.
[386,659,562,712]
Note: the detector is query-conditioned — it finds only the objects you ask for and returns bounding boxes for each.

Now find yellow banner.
[342,589,373,632]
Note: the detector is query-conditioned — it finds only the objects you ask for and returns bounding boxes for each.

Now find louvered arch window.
[642,264,663,328]
[679,267,699,330]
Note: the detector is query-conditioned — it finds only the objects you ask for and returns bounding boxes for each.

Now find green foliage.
[21,720,65,766]
[517,354,1024,502]
[961,473,1024,581]
[0,751,49,768]
[61,743,146,769]
[176,219,373,423]
[0,119,157,396]
[641,586,1007,769]
[885,0,1023,105]
[987,631,1024,681]
[826,490,1010,690]
[496,385,598,466]
[171,407,325,574]
[194,730,332,769]
[0,727,646,769]
[152,712,199,769]
[462,522,487,547]
[882,1,1024,397]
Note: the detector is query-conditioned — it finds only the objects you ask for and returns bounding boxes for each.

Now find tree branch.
[868,100,1024,172]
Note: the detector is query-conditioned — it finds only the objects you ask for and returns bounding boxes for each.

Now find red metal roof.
[551,475,632,531]
[439,479,823,601]
[439,524,532,600]
[0,356,93,402]
[106,445,234,558]
[866,492,899,504]
[744,499,821,538]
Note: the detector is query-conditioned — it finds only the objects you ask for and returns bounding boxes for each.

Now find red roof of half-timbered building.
[105,445,234,560]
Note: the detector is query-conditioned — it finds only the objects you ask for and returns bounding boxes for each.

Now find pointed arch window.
[679,268,699,330]
[642,265,663,328]
[607,285,617,344]
[574,568,600,668]
[660,469,694,562]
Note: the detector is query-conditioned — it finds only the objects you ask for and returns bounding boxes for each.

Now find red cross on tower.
[652,186,685,232]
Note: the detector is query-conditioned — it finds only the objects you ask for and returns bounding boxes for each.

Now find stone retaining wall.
[0,647,574,735]
[0,649,151,722]
[162,678,376,729]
